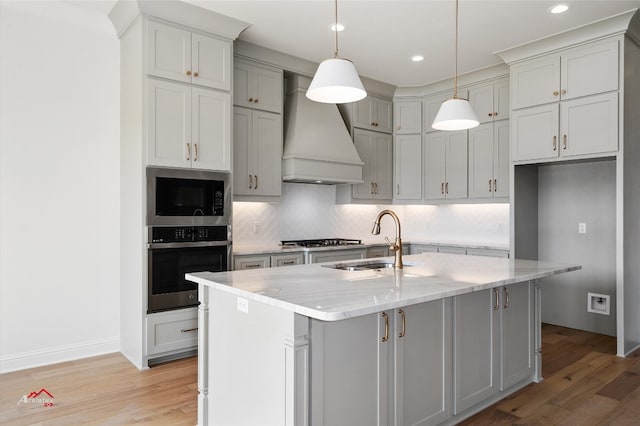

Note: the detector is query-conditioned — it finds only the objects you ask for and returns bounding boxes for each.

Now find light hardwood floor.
[1,324,638,425]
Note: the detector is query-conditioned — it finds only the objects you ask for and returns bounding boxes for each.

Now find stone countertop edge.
[233,240,510,256]
[187,254,580,322]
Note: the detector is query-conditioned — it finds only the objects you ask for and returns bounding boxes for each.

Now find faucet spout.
[371,209,403,269]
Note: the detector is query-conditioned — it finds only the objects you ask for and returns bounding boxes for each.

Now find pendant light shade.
[432,0,479,131]
[306,0,367,104]
[432,98,479,131]
[306,58,367,104]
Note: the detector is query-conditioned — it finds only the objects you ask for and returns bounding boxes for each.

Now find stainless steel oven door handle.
[148,240,232,249]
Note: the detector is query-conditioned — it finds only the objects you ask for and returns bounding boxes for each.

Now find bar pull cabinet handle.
[381,312,389,342]
[245,263,261,269]
[494,179,497,192]
[504,287,510,309]
[254,175,258,190]
[441,182,445,195]
[493,288,499,310]
[397,184,400,195]
[553,136,557,151]
[371,182,375,195]
[281,260,296,265]
[181,327,198,333]
[374,182,378,194]
[489,179,492,192]
[249,174,253,189]
[194,143,198,161]
[563,134,567,150]
[445,182,449,194]
[399,309,406,338]
[186,143,191,161]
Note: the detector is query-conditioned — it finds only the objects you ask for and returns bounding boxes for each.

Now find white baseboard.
[0,336,120,373]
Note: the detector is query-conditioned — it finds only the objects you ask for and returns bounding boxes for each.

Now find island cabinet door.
[500,281,534,390]
[394,299,452,426]
[453,288,500,415]
[310,312,390,426]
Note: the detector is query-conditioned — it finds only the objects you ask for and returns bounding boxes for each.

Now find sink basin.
[323,261,412,271]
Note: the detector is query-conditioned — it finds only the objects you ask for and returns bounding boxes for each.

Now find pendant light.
[432,0,479,131]
[306,0,367,104]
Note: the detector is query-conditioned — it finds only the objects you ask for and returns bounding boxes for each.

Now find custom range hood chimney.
[282,75,363,184]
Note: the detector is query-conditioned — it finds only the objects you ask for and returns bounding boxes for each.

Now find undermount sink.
[324,261,413,271]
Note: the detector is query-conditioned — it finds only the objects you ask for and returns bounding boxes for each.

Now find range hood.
[282,75,363,184]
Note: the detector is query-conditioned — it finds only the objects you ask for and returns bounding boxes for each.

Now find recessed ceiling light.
[411,55,425,62]
[550,4,569,14]
[330,23,345,32]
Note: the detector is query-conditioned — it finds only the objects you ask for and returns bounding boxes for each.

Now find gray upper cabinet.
[510,38,619,163]
[511,38,618,110]
[341,95,393,134]
[424,131,468,200]
[233,58,283,113]
[352,129,393,201]
[394,134,422,200]
[469,80,510,124]
[394,100,422,134]
[147,20,231,91]
[469,120,509,199]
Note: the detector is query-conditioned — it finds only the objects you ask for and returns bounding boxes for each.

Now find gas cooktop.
[281,238,362,248]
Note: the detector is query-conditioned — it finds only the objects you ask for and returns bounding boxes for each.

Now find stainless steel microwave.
[146,167,231,226]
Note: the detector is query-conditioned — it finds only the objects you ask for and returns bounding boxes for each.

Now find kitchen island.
[187,253,579,426]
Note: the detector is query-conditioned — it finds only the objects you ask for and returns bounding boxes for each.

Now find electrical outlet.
[578,223,587,234]
[253,222,262,234]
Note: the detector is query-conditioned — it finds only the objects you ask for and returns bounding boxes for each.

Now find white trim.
[0,337,120,374]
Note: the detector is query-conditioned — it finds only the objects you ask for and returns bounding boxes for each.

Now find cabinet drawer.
[467,248,510,258]
[438,247,467,255]
[308,249,366,264]
[409,244,437,255]
[147,309,198,356]
[366,246,389,258]
[234,255,269,270]
[271,253,304,267]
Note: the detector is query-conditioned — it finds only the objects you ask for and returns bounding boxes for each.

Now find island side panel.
[204,287,309,426]
[198,284,210,426]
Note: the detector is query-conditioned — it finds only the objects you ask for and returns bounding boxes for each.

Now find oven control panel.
[150,226,228,243]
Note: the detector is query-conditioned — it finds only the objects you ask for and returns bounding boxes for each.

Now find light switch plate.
[578,223,587,234]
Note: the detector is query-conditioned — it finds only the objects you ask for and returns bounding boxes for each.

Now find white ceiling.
[85,0,640,87]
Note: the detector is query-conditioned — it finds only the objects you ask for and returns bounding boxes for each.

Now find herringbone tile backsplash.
[233,183,509,247]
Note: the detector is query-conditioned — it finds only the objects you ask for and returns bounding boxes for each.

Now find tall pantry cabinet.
[497,9,640,356]
[109,0,249,369]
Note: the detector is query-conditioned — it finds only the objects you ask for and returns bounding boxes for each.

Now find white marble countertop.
[187,253,579,322]
[233,240,509,255]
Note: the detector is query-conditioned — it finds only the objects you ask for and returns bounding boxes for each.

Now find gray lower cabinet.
[367,245,390,258]
[310,299,452,426]
[307,248,367,264]
[454,281,533,415]
[234,252,304,270]
[394,299,452,426]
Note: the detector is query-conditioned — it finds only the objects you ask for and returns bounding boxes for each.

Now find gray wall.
[538,160,616,336]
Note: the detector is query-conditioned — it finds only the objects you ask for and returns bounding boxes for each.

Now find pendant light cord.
[334,0,339,58]
[454,0,459,99]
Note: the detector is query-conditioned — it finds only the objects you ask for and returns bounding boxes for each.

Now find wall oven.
[146,167,232,313]
[147,167,231,227]
[147,225,231,313]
